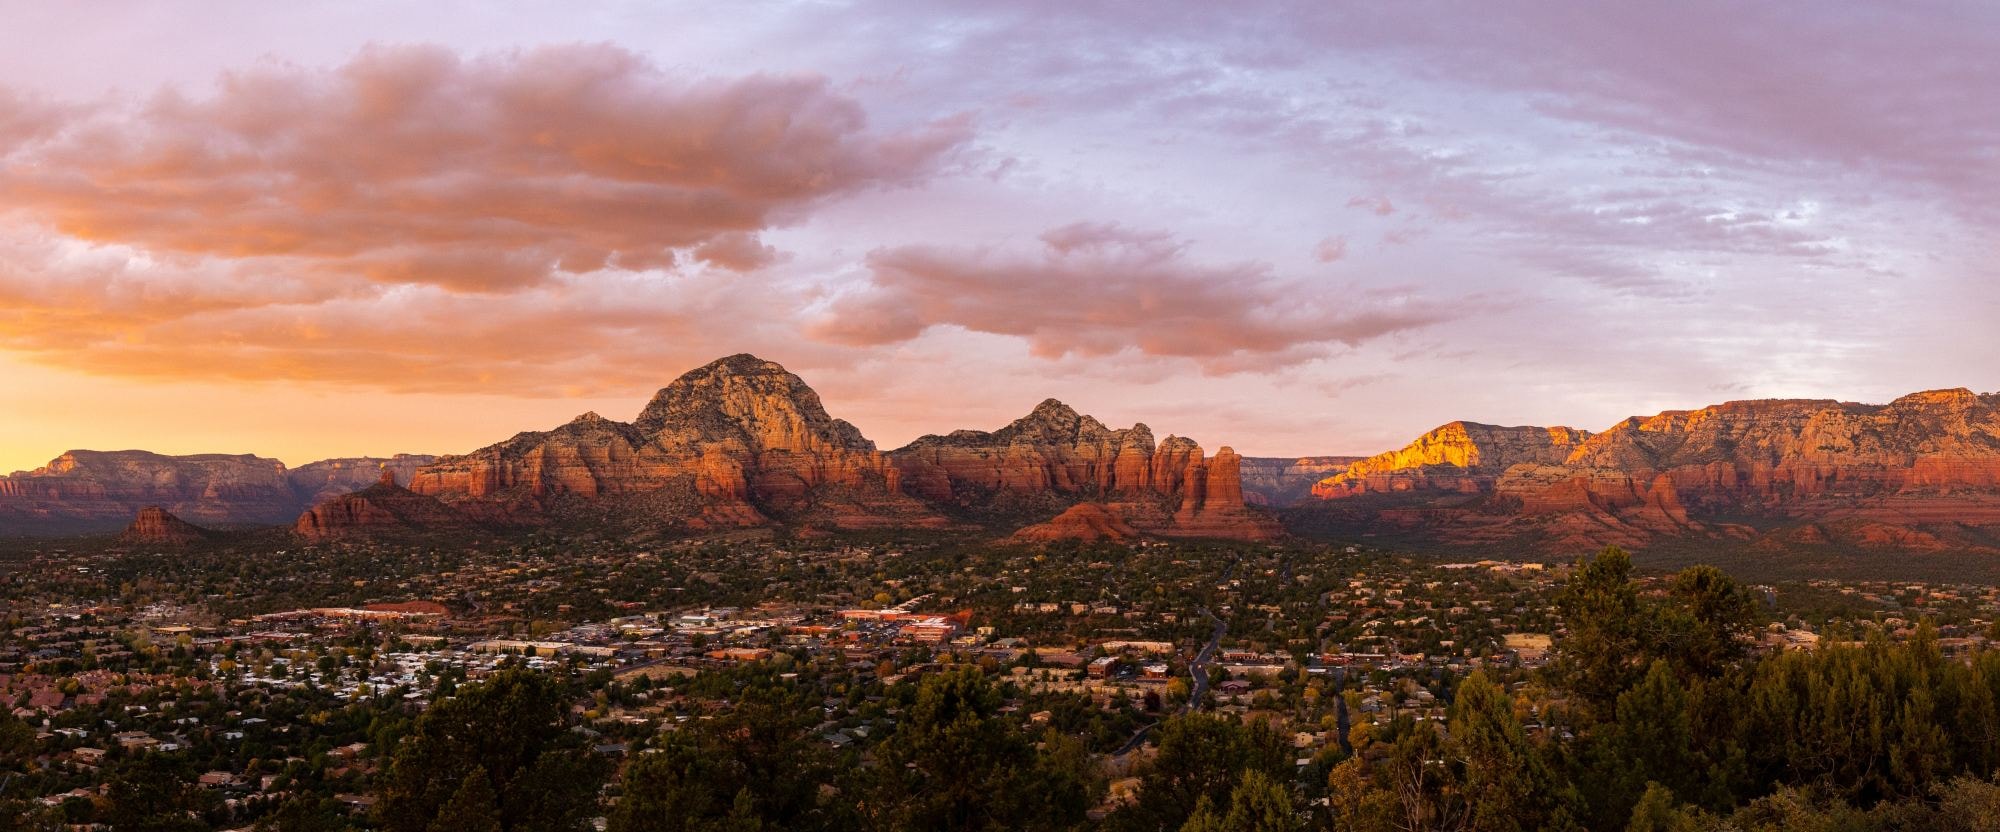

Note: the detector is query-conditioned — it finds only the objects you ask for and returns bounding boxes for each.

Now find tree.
[374,669,604,832]
[1624,783,1699,832]
[1179,796,1226,832]
[1117,712,1291,831]
[429,768,503,832]
[1218,769,1300,832]
[1450,673,1580,832]
[1552,547,1644,718]
[861,668,1091,831]
[101,755,215,832]
[0,707,32,767]
[253,797,353,832]
[1652,565,1758,678]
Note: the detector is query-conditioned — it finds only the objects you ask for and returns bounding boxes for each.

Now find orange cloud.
[809,221,1452,369]
[0,43,969,291]
[0,44,972,393]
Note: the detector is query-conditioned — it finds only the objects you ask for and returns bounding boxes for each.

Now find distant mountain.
[376,354,1276,541]
[25,357,1993,558]
[1294,389,2000,554]
[889,398,1279,540]
[404,355,945,533]
[0,451,437,536]
[1238,456,1364,506]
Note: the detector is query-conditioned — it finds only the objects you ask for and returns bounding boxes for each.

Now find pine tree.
[1451,672,1580,832]
[1553,547,1645,719]
[428,768,502,832]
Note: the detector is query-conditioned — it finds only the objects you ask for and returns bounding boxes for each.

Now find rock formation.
[402,355,942,534]
[0,451,297,535]
[1310,423,1592,499]
[1238,456,1362,506]
[887,400,1281,540]
[120,506,209,546]
[1010,502,1140,543]
[1300,389,2000,553]
[3,355,1285,542]
[0,451,446,536]
[287,455,440,507]
[295,470,466,540]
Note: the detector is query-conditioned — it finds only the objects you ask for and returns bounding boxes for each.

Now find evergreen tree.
[1654,565,1758,678]
[101,755,215,832]
[1624,782,1698,832]
[1552,547,1645,719]
[863,667,1090,831]
[429,768,503,832]
[1450,672,1580,832]
[1218,769,1300,832]
[1114,712,1291,831]
[1179,796,1225,832]
[374,669,604,832]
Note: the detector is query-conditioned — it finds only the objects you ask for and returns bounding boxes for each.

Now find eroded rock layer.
[401,354,942,534]
[0,452,444,536]
[1300,389,2000,552]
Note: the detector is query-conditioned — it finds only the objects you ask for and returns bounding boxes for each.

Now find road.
[1184,606,1226,713]
[1110,606,1229,757]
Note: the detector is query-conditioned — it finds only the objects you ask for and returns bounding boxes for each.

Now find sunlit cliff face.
[1,2,1996,471]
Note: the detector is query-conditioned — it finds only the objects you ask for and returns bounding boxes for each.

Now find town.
[2,532,1996,829]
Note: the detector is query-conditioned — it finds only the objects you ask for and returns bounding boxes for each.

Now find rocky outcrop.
[296,470,466,540]
[407,355,939,532]
[1239,456,1362,506]
[1310,423,1592,499]
[1165,447,1283,541]
[121,506,209,546]
[889,400,1175,506]
[888,401,1281,540]
[1299,388,2000,553]
[389,360,1280,541]
[2,355,1286,542]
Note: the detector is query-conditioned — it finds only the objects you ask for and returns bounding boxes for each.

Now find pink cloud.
[692,232,782,272]
[809,221,1452,370]
[1346,195,1395,216]
[0,44,976,393]
[0,43,970,292]
[1313,235,1348,262]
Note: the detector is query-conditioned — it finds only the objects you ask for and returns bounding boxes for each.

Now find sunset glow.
[2,2,1995,472]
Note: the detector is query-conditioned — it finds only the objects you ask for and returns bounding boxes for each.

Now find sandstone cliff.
[0,451,297,535]
[1299,389,2000,553]
[402,355,940,534]
[888,400,1281,541]
[372,359,1279,541]
[1310,422,1591,499]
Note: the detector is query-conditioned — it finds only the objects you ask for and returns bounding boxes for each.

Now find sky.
[0,1,1996,472]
